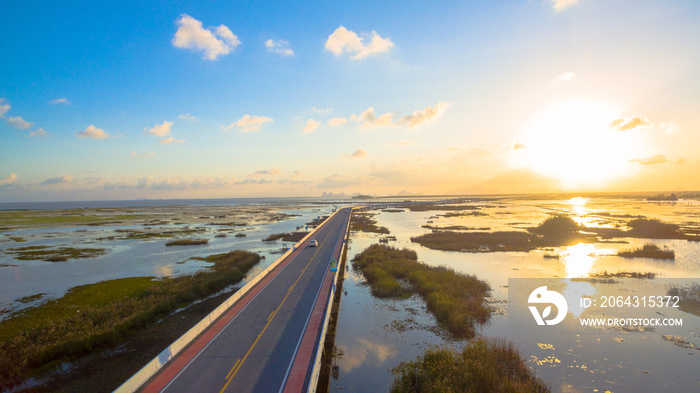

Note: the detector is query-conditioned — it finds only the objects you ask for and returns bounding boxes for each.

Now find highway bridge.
[116,207,352,393]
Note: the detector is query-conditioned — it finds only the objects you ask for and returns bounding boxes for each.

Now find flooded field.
[0,203,335,320]
[332,197,700,392]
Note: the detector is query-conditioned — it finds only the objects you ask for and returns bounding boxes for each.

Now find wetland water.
[0,202,336,319]
[331,197,700,392]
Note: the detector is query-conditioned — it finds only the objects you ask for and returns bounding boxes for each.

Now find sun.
[513,98,643,189]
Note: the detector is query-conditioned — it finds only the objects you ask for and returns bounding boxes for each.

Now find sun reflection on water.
[561,243,597,278]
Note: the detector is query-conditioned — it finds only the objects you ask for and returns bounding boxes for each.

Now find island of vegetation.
[5,246,107,262]
[350,213,390,234]
[352,244,490,338]
[617,243,675,259]
[165,238,209,246]
[391,339,550,393]
[262,232,308,242]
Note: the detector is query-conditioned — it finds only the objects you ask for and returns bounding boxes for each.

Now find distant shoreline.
[2,190,698,211]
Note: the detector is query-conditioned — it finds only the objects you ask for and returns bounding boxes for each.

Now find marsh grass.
[350,214,390,234]
[590,271,656,279]
[6,246,107,262]
[407,204,479,212]
[390,339,550,393]
[0,250,260,388]
[667,283,700,317]
[590,218,699,241]
[617,243,674,259]
[411,231,533,252]
[666,283,700,316]
[262,232,307,242]
[0,211,146,228]
[412,215,594,252]
[353,245,490,338]
[165,238,209,246]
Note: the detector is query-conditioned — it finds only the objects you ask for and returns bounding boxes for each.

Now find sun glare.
[514,99,644,189]
[568,197,587,206]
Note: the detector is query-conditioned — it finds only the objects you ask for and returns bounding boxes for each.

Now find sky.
[1,0,699,202]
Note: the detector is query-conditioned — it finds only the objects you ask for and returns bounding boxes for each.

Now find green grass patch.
[353,244,491,338]
[0,250,260,389]
[165,238,209,246]
[391,339,550,393]
[6,246,107,262]
[617,243,674,259]
[7,236,26,243]
[351,213,390,234]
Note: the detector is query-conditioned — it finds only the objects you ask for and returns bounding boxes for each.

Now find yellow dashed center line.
[218,225,335,393]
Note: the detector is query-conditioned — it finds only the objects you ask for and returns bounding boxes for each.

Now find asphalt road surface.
[143,207,352,393]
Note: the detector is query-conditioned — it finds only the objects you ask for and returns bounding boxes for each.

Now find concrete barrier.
[114,208,345,393]
[306,208,353,393]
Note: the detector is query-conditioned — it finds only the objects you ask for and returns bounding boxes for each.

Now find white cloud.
[609,116,650,131]
[41,175,74,185]
[160,137,185,144]
[221,114,274,132]
[49,98,71,104]
[554,71,575,82]
[103,176,232,191]
[251,168,281,176]
[551,0,579,10]
[236,178,273,185]
[350,107,395,129]
[448,146,459,151]
[312,107,333,113]
[398,140,416,146]
[145,121,174,137]
[130,152,156,158]
[29,128,48,137]
[0,98,9,117]
[7,116,33,130]
[265,39,294,56]
[276,178,313,186]
[350,149,367,158]
[78,125,110,139]
[513,142,526,150]
[172,14,240,60]
[629,154,668,165]
[397,101,452,128]
[327,117,347,126]
[325,26,394,60]
[659,122,680,134]
[303,119,321,133]
[0,173,17,186]
[178,113,197,121]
